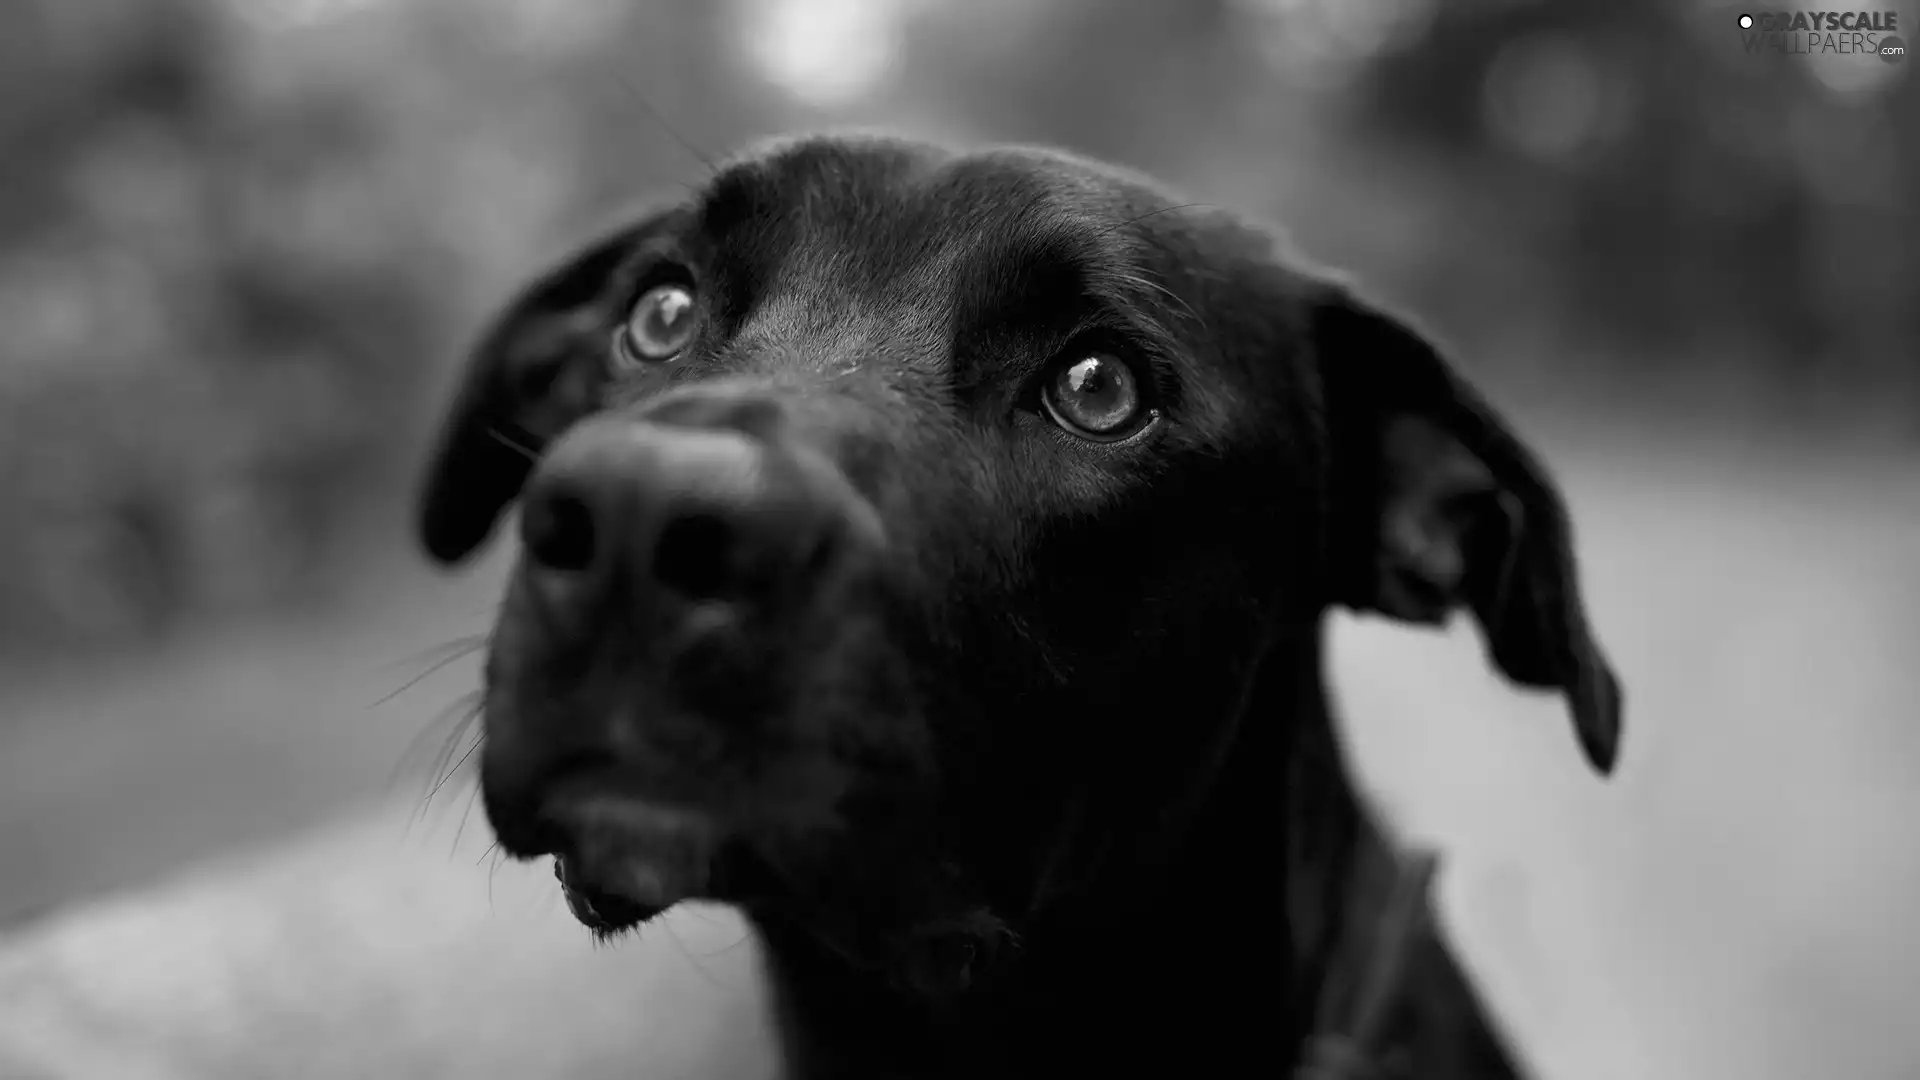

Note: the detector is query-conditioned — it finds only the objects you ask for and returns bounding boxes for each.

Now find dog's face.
[416,134,1619,983]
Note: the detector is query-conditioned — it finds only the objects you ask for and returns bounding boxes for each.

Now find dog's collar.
[1294,849,1440,1080]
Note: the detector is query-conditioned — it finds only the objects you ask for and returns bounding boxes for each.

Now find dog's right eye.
[1040,351,1154,441]
[612,283,700,368]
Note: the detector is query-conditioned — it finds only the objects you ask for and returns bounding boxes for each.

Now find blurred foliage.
[0,0,1911,654]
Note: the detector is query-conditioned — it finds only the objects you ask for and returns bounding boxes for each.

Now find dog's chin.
[539,794,721,935]
[554,855,676,934]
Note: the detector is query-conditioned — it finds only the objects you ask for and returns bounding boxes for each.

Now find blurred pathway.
[0,542,512,926]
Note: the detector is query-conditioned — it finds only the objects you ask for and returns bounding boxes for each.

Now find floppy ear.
[1315,285,1623,774]
[416,214,673,565]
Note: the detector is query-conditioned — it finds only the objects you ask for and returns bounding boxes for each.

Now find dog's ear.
[416,215,672,565]
[1315,285,1622,774]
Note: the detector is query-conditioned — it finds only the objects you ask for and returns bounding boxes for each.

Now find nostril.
[524,492,598,572]
[652,512,735,599]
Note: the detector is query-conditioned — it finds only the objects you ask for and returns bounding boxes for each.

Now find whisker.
[1116,267,1204,333]
[486,848,506,914]
[1107,201,1215,234]
[427,736,485,810]
[388,690,478,789]
[368,635,487,710]
[374,633,490,678]
[675,909,758,959]
[663,918,734,992]
[450,782,483,856]
[388,690,485,810]
[486,425,543,461]
[605,69,716,176]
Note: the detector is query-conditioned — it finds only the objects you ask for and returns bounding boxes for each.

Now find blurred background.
[0,0,1915,1078]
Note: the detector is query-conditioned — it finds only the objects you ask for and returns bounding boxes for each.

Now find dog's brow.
[697,167,765,236]
[943,216,1182,352]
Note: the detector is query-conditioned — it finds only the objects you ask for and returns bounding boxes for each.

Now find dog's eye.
[1041,352,1146,439]
[613,283,699,367]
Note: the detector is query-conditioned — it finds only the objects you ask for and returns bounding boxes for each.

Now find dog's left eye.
[1041,352,1148,440]
[613,283,699,366]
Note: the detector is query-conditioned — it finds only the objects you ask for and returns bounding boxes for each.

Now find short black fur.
[415,132,1622,1080]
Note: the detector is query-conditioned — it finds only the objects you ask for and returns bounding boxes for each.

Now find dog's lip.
[538,789,721,929]
[553,855,675,930]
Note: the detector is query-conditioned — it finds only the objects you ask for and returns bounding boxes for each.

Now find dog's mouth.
[491,708,1009,990]
[553,856,665,932]
[537,791,723,933]
[483,583,933,940]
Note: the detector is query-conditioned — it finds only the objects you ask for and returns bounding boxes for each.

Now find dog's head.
[416,134,1620,990]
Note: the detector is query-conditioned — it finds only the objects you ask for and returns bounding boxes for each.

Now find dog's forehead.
[709,135,1171,220]
[698,136,1178,281]
[691,136,1224,367]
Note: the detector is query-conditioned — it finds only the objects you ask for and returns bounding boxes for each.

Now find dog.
[414,133,1622,1079]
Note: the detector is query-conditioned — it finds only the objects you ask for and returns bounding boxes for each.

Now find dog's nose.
[515,403,872,613]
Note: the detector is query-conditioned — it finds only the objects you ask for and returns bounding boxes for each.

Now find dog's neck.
[753,614,1413,1078]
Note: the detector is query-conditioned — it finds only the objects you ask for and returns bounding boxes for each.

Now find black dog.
[415,133,1622,1080]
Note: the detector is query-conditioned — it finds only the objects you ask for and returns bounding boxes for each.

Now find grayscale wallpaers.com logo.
[1738,10,1905,60]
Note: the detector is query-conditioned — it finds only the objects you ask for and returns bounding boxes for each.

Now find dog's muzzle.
[478,386,889,929]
